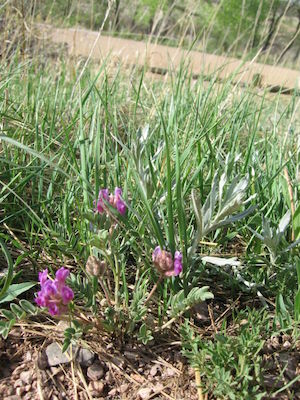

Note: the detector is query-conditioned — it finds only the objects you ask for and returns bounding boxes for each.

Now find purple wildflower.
[95,187,126,216]
[152,246,183,277]
[35,267,74,316]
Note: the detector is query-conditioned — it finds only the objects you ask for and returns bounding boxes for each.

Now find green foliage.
[138,322,154,345]
[214,0,280,52]
[293,203,300,239]
[0,300,38,339]
[0,238,14,298]
[181,310,271,400]
[62,320,86,353]
[170,286,214,318]
[0,282,36,304]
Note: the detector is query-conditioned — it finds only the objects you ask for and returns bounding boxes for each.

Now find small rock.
[88,381,104,395]
[150,364,159,377]
[45,342,70,366]
[282,340,291,349]
[20,371,33,385]
[4,396,21,400]
[37,350,49,370]
[193,302,210,321]
[13,379,23,388]
[87,361,105,381]
[138,387,153,399]
[165,367,176,377]
[76,348,95,367]
[25,352,32,361]
[124,350,139,361]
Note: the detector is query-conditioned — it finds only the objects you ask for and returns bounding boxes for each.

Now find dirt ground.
[38,24,300,94]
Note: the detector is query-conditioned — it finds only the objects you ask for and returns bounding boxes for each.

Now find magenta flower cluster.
[95,187,126,216]
[152,246,183,277]
[35,267,74,316]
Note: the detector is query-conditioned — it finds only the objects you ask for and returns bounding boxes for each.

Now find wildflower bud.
[86,256,106,277]
[152,246,183,277]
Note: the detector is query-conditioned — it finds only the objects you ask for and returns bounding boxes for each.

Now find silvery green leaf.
[191,190,203,238]
[248,226,264,241]
[276,210,291,236]
[211,206,256,231]
[218,173,227,212]
[140,124,150,144]
[202,256,241,267]
[203,173,218,228]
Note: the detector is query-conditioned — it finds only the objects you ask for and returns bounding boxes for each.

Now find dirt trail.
[40,25,300,93]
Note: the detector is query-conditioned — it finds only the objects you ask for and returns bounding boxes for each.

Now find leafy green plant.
[181,310,270,400]
[0,300,38,339]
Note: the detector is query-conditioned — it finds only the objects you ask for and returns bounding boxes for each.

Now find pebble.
[76,348,95,367]
[88,381,104,395]
[124,350,139,361]
[282,340,291,349]
[37,350,49,370]
[193,302,210,321]
[150,364,159,377]
[87,361,105,381]
[20,371,33,385]
[45,342,70,366]
[165,367,176,377]
[138,387,153,399]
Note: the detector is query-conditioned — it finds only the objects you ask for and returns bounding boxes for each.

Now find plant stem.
[195,369,204,400]
[145,275,163,304]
